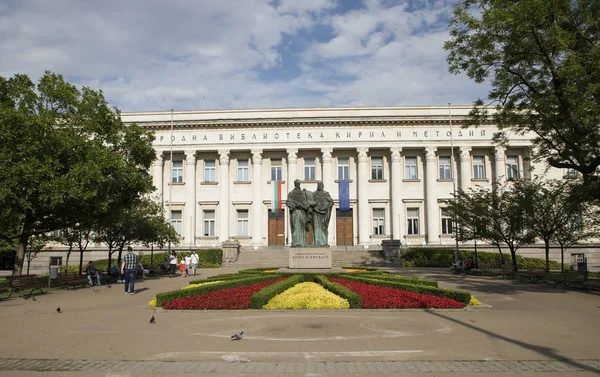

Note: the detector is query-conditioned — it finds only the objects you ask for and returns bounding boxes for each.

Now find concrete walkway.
[0,267,598,376]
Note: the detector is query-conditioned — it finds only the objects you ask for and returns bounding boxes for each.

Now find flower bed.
[329,278,466,309]
[163,278,286,310]
[263,282,350,309]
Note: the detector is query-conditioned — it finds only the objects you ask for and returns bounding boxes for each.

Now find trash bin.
[49,267,59,279]
[577,262,588,272]
[381,240,401,264]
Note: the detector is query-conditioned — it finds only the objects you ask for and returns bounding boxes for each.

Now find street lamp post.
[449,103,460,264]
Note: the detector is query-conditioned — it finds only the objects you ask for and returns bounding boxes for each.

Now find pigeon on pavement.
[56,307,62,313]
[93,288,100,293]
[231,331,244,340]
[107,285,112,288]
[149,316,156,324]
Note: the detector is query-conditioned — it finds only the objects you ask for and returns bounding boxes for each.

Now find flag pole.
[448,103,460,265]
[168,109,174,254]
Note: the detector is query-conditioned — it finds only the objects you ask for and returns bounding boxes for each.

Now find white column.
[184,151,197,247]
[390,147,402,240]
[152,152,164,203]
[494,147,506,185]
[251,149,263,247]
[286,149,298,246]
[459,147,471,191]
[357,147,370,247]
[321,147,334,245]
[425,146,439,244]
[218,149,230,244]
[523,147,532,180]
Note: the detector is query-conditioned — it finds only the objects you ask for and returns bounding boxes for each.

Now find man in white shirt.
[190,250,199,276]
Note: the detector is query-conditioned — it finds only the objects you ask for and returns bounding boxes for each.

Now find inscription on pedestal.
[289,248,332,269]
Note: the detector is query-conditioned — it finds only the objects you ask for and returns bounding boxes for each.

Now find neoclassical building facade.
[122,106,561,249]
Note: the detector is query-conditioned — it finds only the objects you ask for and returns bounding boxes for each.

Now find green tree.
[448,183,536,271]
[446,0,600,196]
[0,71,155,274]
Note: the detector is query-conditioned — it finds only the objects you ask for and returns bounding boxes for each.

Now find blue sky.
[0,0,488,112]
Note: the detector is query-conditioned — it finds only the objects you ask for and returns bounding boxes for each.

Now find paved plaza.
[0,267,598,376]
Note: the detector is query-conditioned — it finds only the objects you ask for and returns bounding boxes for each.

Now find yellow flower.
[263,282,350,309]
[469,296,481,306]
[148,297,157,308]
[181,280,223,290]
[264,270,277,273]
[345,269,368,273]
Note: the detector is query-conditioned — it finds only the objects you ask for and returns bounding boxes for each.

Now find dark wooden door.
[268,211,285,246]
[336,209,354,246]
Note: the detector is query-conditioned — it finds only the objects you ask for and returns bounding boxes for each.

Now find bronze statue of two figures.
[286,180,334,247]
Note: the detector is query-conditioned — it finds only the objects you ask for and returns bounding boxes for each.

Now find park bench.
[58,272,89,289]
[582,272,600,291]
[545,270,588,288]
[5,275,46,297]
[515,268,547,283]
[469,263,491,276]
[486,265,515,279]
[0,286,8,301]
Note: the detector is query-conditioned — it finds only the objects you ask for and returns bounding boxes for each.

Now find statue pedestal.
[289,248,332,269]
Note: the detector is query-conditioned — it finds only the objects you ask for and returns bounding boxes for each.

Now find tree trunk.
[495,245,504,265]
[13,237,28,275]
[510,247,518,272]
[65,246,73,274]
[78,249,84,275]
[26,254,31,275]
[544,239,550,272]
[107,246,113,274]
[560,246,565,272]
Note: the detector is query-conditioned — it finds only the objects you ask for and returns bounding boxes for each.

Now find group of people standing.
[167,250,199,277]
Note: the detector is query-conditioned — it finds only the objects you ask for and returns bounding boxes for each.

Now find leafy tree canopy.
[0,71,155,273]
[446,0,600,188]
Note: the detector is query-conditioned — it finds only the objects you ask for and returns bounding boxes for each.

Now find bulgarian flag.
[271,180,282,212]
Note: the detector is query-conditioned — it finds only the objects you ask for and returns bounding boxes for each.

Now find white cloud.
[0,0,488,111]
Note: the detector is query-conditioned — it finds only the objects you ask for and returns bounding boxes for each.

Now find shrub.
[316,275,362,308]
[249,274,306,308]
[263,282,350,309]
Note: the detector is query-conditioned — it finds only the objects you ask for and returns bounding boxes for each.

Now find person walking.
[184,254,192,277]
[179,256,187,277]
[168,251,178,278]
[120,246,139,295]
[190,250,199,276]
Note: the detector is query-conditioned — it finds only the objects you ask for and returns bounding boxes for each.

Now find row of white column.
[151,146,508,247]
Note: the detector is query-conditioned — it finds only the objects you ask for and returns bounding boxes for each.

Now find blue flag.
[339,180,350,212]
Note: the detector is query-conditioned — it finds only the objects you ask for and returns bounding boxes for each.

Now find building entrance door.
[336,209,354,246]
[268,210,285,246]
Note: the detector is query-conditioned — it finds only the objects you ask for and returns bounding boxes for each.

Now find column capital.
[425,146,437,162]
[185,150,197,164]
[153,152,164,166]
[494,146,506,160]
[357,147,369,163]
[218,149,230,165]
[390,147,402,163]
[459,146,472,161]
[321,148,333,162]
[287,148,298,164]
[251,149,263,165]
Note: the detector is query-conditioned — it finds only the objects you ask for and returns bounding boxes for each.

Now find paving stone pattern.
[0,358,598,374]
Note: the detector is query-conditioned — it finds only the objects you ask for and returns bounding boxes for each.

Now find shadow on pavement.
[427,309,600,374]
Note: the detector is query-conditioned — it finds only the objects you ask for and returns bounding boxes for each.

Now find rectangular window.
[50,257,62,266]
[439,156,451,179]
[473,156,485,179]
[237,159,249,181]
[371,157,383,180]
[304,158,316,180]
[237,210,249,236]
[203,210,215,237]
[171,210,182,236]
[171,160,183,183]
[407,208,419,235]
[338,157,350,180]
[271,159,282,181]
[441,209,453,235]
[204,160,216,182]
[506,156,519,179]
[405,157,417,180]
[372,208,385,235]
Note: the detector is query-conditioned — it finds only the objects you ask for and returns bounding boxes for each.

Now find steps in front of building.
[231,249,393,268]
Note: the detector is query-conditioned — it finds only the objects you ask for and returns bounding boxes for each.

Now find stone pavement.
[0,267,598,377]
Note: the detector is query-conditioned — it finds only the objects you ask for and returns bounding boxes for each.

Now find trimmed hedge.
[340,274,471,304]
[342,273,438,288]
[156,274,283,306]
[317,275,362,308]
[249,274,307,309]
[401,247,568,270]
[66,249,223,273]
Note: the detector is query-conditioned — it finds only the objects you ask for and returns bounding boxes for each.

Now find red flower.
[329,278,465,309]
[163,278,286,310]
